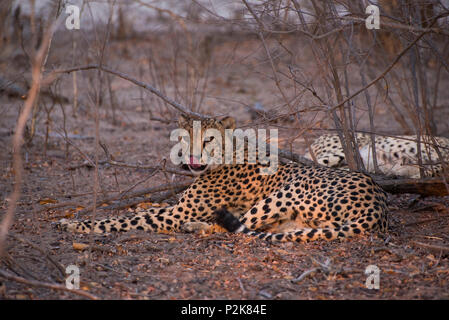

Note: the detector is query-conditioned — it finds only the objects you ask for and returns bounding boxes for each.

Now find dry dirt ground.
[1,33,449,300]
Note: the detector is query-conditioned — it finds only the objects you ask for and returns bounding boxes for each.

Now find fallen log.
[375,176,449,197]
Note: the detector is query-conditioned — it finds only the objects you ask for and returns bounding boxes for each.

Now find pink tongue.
[189,156,202,169]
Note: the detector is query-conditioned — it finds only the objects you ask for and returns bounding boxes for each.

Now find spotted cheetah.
[58,116,388,242]
[305,133,449,178]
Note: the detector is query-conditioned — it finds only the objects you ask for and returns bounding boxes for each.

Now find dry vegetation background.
[1,0,449,300]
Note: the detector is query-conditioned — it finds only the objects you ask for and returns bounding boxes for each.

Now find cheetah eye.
[203,136,215,148]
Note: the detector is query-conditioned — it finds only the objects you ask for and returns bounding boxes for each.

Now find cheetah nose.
[189,156,202,169]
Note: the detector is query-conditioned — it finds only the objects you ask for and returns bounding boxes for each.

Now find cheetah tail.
[214,208,351,243]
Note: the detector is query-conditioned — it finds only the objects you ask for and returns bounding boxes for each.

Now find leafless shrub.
[226,0,449,180]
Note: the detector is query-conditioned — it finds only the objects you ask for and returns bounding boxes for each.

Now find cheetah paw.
[181,221,212,233]
[52,218,76,232]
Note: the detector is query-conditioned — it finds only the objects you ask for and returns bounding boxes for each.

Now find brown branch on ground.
[42,180,192,214]
[41,202,81,212]
[411,241,449,254]
[403,218,440,228]
[66,159,194,177]
[2,252,40,281]
[8,233,65,279]
[71,181,191,217]
[95,188,186,212]
[375,177,449,197]
[0,269,99,300]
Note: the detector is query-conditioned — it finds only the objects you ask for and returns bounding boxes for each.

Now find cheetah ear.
[178,114,190,127]
[220,116,236,129]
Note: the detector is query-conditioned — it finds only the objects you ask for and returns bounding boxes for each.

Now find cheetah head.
[176,115,236,174]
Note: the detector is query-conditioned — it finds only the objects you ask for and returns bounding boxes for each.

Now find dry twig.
[412,241,449,254]
[0,269,98,300]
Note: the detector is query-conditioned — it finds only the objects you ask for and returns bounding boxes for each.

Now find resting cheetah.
[59,116,388,242]
[305,133,449,178]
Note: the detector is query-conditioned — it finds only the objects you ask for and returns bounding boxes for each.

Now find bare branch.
[0,20,59,258]
[48,64,210,120]
[0,269,98,300]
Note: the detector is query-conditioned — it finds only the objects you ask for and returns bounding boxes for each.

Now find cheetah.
[305,133,449,178]
[58,116,388,242]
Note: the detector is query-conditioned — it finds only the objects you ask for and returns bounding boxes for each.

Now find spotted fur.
[305,133,449,178]
[58,117,388,242]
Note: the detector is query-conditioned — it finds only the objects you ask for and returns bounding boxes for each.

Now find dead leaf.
[138,202,153,209]
[73,243,89,251]
[38,198,58,205]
